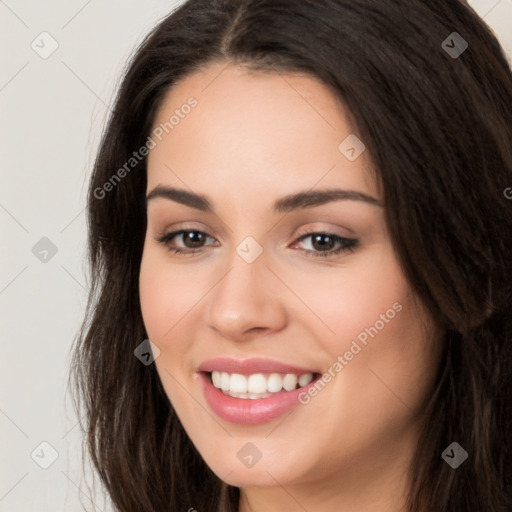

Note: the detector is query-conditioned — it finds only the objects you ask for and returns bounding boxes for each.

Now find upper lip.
[197,357,319,375]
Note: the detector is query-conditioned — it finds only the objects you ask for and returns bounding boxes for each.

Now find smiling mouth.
[206,371,321,399]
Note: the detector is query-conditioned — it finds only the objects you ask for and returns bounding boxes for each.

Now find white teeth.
[298,372,313,387]
[227,391,273,399]
[248,392,267,399]
[248,373,267,394]
[230,373,247,393]
[210,370,315,398]
[220,372,230,392]
[283,373,298,391]
[212,371,222,388]
[267,373,283,392]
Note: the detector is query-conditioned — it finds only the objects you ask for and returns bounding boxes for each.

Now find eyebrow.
[145,185,382,213]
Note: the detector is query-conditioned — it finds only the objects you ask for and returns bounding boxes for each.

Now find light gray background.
[1,1,511,510]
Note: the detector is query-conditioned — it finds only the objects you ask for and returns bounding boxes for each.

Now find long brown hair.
[70,1,512,510]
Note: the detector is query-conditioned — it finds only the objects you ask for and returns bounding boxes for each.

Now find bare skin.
[139,61,442,512]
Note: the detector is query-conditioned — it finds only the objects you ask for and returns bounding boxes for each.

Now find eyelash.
[155,229,358,258]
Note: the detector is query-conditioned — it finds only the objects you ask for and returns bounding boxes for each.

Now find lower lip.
[200,372,318,425]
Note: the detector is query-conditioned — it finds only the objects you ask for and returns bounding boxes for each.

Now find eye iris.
[312,234,335,251]
[184,231,206,248]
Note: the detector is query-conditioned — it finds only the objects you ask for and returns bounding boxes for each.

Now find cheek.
[288,245,411,348]
[325,281,439,433]
[139,247,203,339]
[139,254,167,337]
[296,246,439,415]
[138,252,194,404]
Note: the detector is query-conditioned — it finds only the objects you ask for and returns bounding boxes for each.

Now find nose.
[206,254,288,341]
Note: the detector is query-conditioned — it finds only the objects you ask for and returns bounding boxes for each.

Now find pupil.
[185,231,205,248]
[312,234,334,251]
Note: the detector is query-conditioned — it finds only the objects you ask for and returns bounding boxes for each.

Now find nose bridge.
[223,256,260,300]
[206,240,287,339]
[216,232,267,297]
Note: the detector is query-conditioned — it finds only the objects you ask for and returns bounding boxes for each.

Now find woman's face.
[139,62,441,503]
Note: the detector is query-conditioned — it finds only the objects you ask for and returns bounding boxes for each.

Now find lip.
[197,357,318,375]
[198,358,320,425]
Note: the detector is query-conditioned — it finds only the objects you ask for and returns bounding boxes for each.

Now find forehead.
[147,62,378,201]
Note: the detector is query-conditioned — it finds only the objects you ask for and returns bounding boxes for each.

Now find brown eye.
[292,232,358,258]
[156,229,217,254]
[180,231,208,248]
[310,234,337,251]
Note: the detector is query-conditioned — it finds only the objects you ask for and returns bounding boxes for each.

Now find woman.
[70,0,512,510]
